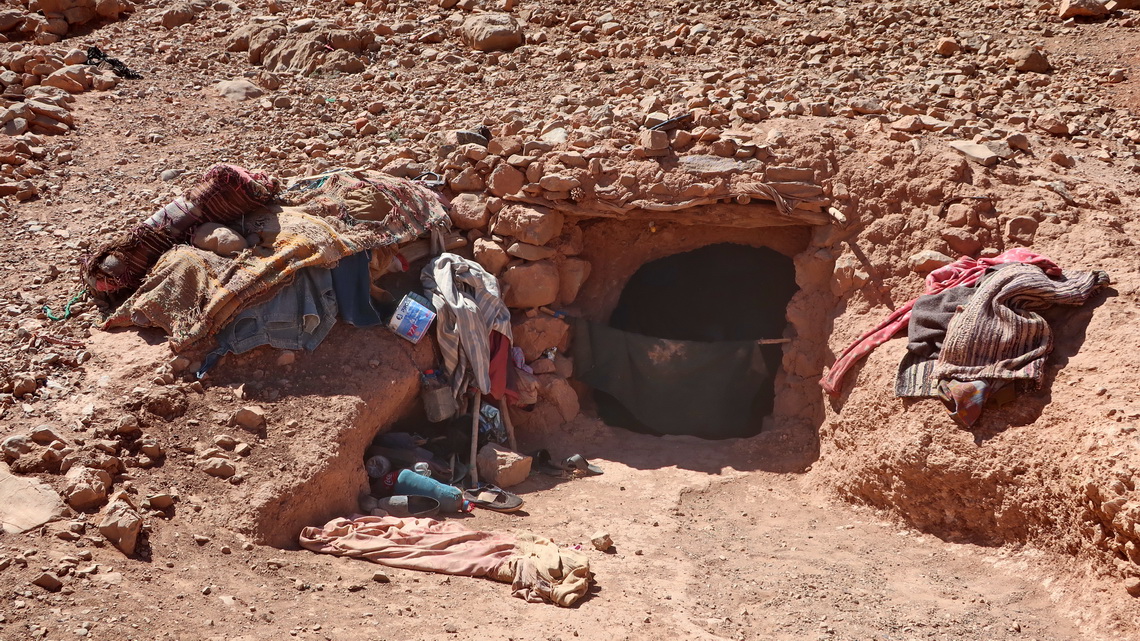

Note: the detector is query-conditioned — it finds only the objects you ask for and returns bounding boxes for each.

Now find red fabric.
[486,331,516,403]
[819,249,1061,395]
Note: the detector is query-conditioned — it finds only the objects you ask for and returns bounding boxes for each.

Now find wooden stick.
[756,338,792,345]
[470,391,482,488]
[500,398,518,452]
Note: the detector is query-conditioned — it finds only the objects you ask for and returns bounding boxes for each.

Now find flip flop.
[561,454,603,476]
[374,495,441,518]
[532,449,567,476]
[462,485,524,513]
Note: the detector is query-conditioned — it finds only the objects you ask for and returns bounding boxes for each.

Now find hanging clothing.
[329,250,386,327]
[421,253,513,398]
[820,248,1062,396]
[299,515,591,607]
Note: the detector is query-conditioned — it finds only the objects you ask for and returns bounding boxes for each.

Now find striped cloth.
[422,253,512,398]
[84,165,279,294]
[931,263,1109,388]
[102,208,362,351]
[820,248,1061,395]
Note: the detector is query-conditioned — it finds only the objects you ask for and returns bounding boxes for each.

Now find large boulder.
[487,164,524,197]
[449,193,490,230]
[1058,0,1109,18]
[558,258,591,305]
[42,65,92,93]
[473,238,510,276]
[462,13,524,52]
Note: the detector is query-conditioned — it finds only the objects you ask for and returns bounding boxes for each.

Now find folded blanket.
[299,515,591,607]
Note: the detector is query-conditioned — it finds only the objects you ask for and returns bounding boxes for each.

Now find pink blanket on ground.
[299,515,592,607]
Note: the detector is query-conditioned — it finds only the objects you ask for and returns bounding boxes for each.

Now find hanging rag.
[421,253,513,398]
[820,248,1061,395]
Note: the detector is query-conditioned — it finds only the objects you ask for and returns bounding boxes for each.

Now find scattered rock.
[934,38,960,56]
[1010,47,1051,73]
[1050,150,1076,167]
[98,492,143,555]
[908,250,954,272]
[12,372,37,397]
[590,531,613,552]
[62,466,112,511]
[30,425,63,445]
[941,228,983,256]
[160,3,195,29]
[461,13,524,52]
[230,406,266,431]
[215,79,264,102]
[202,457,237,479]
[146,493,175,509]
[32,572,63,592]
[1035,113,1070,136]
[948,140,999,167]
[1006,217,1039,245]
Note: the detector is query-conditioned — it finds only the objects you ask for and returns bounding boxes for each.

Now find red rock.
[501,260,559,308]
[462,13,524,52]
[449,193,489,229]
[512,315,570,362]
[558,258,591,304]
[493,204,564,246]
[473,238,509,276]
[487,164,524,197]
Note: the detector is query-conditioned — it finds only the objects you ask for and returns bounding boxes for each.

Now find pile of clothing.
[822,249,1109,425]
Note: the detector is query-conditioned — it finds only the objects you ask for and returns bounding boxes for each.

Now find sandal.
[374,495,441,518]
[532,449,567,476]
[463,485,524,513]
[561,454,603,476]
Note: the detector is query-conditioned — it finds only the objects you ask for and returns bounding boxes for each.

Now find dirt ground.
[5,0,1140,639]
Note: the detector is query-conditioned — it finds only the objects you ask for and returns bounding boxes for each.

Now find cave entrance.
[575,243,799,440]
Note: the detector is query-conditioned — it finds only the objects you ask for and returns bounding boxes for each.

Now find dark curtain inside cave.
[574,243,798,439]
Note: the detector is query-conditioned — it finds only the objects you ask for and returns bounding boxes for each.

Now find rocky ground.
[3,0,1140,639]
